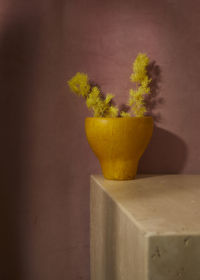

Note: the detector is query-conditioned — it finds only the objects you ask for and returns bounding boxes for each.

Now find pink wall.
[1,0,200,279]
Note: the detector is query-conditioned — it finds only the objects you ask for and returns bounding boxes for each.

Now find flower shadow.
[145,61,164,123]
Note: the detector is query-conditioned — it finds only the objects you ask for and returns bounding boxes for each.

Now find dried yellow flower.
[67,72,90,97]
[105,106,119,117]
[128,53,151,117]
[120,111,131,117]
[67,53,152,118]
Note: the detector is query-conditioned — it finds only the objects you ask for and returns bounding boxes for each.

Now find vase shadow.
[138,126,188,174]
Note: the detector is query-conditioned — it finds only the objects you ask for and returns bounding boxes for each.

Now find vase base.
[101,159,138,181]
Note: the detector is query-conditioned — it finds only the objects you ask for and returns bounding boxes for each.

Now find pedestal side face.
[147,234,200,280]
[90,177,147,280]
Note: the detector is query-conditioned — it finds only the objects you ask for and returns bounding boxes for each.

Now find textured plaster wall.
[1,0,200,279]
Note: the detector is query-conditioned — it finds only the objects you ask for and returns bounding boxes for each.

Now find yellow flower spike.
[129,89,135,97]
[86,86,106,117]
[130,53,150,83]
[128,53,151,117]
[105,106,119,117]
[120,111,131,117]
[105,94,114,104]
[86,87,100,108]
[68,72,90,97]
[128,97,134,106]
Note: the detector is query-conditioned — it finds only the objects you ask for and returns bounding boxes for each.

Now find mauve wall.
[1,0,200,279]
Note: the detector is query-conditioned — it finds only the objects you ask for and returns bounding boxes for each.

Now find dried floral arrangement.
[67,53,151,117]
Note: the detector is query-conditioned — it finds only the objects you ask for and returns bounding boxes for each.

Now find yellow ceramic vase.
[85,117,153,180]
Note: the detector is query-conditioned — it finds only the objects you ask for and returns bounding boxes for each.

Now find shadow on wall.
[138,60,188,174]
[146,60,164,123]
[0,17,39,279]
[138,126,188,174]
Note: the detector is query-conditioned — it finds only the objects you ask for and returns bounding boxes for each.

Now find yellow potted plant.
[67,53,153,180]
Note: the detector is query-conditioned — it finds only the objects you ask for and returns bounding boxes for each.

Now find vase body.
[85,117,153,180]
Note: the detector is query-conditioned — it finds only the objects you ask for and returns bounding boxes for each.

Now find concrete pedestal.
[90,175,200,280]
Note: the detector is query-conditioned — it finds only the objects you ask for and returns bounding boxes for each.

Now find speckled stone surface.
[90,174,200,280]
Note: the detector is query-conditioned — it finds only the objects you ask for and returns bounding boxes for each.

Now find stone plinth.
[90,175,200,280]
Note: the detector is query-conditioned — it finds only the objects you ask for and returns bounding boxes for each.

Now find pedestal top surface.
[91,174,200,235]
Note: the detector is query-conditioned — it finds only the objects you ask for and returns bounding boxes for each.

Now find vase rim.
[85,116,153,120]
